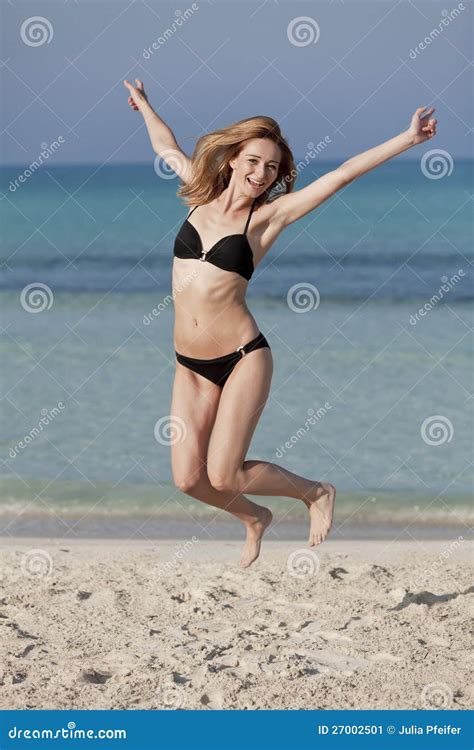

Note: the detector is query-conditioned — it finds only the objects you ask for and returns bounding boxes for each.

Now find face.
[230,138,281,197]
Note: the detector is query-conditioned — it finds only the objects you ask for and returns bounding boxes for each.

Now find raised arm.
[273,107,437,227]
[123,78,193,183]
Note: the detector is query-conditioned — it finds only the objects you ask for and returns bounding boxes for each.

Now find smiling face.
[229,138,282,197]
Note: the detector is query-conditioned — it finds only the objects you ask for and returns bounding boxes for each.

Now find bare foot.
[240,507,273,569]
[303,482,336,547]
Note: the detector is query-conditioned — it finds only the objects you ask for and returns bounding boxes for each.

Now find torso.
[172,198,282,358]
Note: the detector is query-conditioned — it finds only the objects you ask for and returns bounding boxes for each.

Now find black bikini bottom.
[175,331,270,388]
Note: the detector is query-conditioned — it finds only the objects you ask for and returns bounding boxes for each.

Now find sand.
[0,537,472,710]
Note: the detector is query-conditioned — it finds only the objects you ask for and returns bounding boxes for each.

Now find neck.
[217,186,256,214]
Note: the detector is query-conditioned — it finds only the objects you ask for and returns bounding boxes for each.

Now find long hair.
[177,115,296,208]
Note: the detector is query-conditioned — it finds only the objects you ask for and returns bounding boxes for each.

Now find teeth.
[249,178,263,186]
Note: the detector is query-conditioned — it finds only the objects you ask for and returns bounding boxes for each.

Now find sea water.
[1,161,472,538]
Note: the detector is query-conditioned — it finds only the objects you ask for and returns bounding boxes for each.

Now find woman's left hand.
[408,106,437,144]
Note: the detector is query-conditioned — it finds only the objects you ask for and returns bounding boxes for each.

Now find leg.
[170,362,272,565]
[207,347,336,546]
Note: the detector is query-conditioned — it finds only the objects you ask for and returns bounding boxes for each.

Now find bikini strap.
[187,205,199,219]
[243,199,257,235]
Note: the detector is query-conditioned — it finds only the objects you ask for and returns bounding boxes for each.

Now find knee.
[173,472,205,495]
[208,468,240,493]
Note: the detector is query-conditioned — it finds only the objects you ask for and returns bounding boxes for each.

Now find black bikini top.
[173,199,257,281]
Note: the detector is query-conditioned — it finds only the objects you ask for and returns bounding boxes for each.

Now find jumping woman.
[124,78,437,568]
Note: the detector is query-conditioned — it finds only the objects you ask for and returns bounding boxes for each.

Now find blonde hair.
[178,115,296,208]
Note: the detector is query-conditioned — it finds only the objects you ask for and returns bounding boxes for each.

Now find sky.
[0,0,472,166]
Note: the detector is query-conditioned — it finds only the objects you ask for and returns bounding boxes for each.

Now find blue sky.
[1,0,472,166]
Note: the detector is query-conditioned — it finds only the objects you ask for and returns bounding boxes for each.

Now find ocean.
[1,160,472,539]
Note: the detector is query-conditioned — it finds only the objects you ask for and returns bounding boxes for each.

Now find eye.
[248,158,258,164]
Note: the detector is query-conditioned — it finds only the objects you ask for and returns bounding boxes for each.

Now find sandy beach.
[0,538,472,711]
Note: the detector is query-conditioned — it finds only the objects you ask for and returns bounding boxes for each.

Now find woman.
[124,78,437,568]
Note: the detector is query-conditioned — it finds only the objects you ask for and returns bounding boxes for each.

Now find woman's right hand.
[123,78,149,112]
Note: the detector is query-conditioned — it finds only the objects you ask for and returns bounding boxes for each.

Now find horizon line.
[2,157,473,170]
